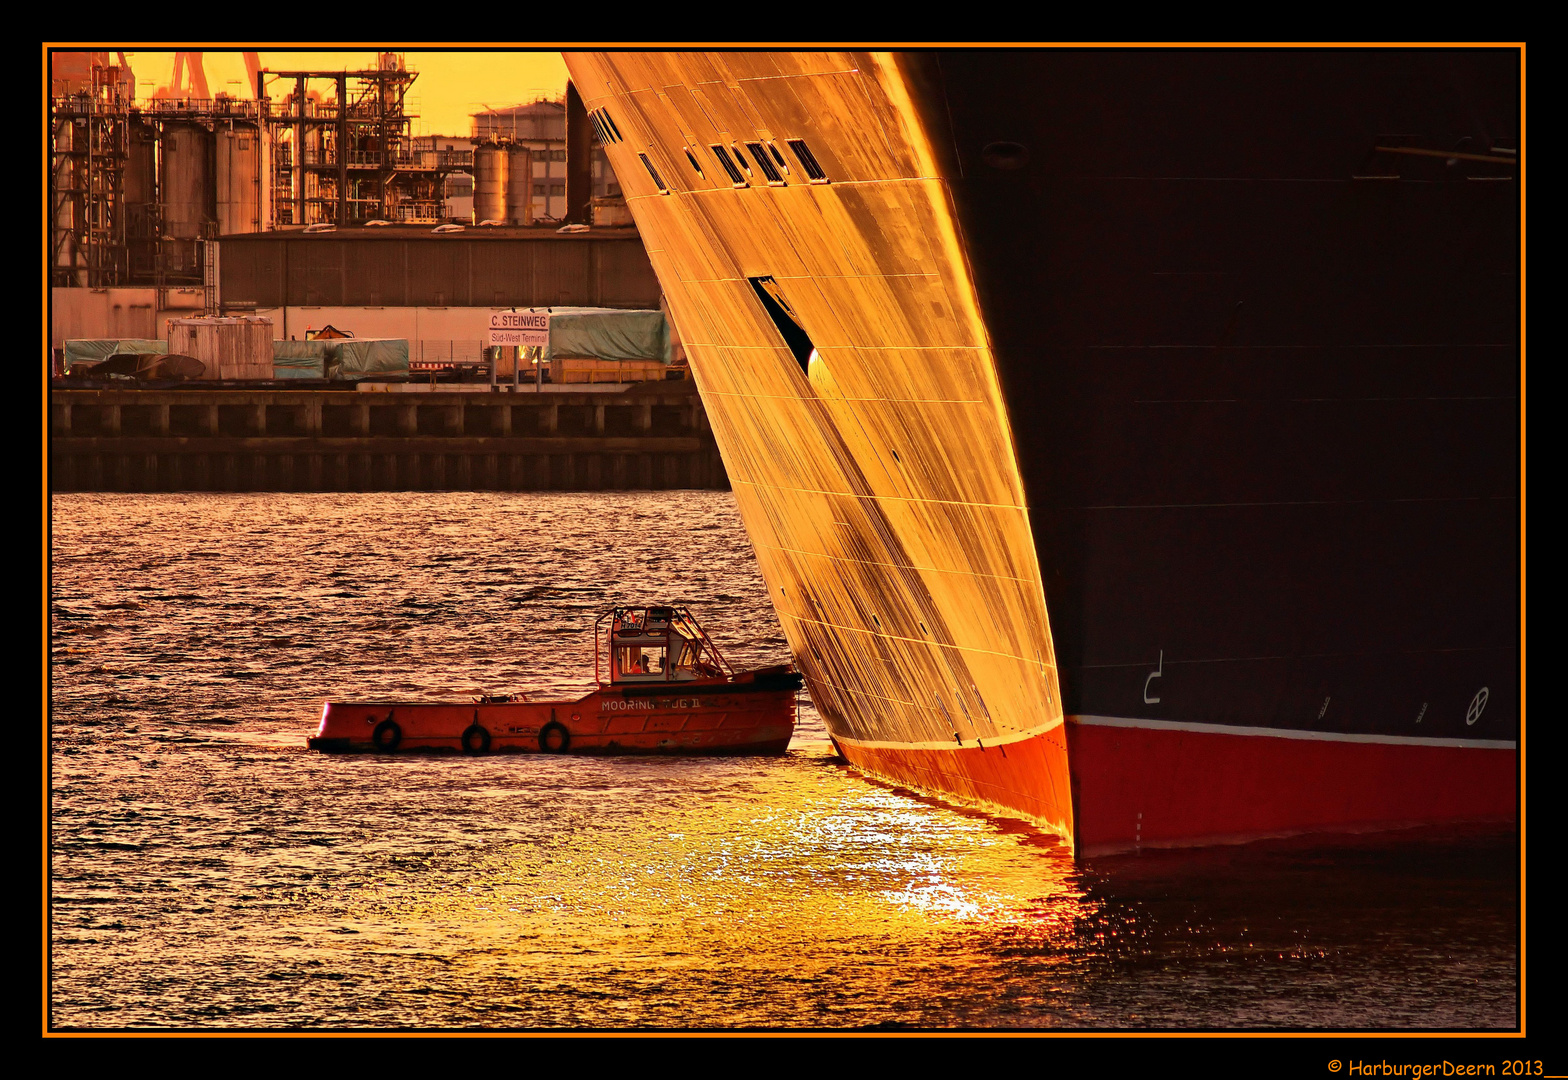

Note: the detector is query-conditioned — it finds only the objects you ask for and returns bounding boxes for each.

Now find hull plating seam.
[760,537,1041,585]
[779,611,1057,668]
[833,717,1064,751]
[731,477,1027,512]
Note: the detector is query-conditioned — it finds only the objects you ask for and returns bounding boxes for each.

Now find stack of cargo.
[168,317,274,380]
[542,307,673,384]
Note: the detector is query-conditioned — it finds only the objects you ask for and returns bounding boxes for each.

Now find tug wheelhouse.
[600,606,732,685]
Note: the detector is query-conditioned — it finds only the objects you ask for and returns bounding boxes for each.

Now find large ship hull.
[563,50,1520,854]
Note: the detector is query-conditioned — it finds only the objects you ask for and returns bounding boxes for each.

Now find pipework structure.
[262,53,468,227]
[50,51,272,289]
[48,51,472,292]
[50,52,139,286]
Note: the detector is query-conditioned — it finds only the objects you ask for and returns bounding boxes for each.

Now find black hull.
[913,50,1520,743]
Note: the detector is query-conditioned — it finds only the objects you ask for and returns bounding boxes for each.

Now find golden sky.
[118,50,570,137]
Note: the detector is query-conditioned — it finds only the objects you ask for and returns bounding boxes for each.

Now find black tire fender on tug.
[538,721,571,753]
[462,723,492,755]
[372,718,402,752]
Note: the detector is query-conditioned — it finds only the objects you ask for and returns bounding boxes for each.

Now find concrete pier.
[48,387,727,493]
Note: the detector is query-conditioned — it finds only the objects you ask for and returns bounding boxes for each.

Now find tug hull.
[310,671,800,756]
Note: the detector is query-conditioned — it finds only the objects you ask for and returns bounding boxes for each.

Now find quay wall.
[49,388,727,493]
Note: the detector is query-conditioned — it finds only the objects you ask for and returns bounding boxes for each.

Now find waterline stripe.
[1069,714,1517,750]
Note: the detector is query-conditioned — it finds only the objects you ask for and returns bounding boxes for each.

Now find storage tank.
[216,123,270,234]
[473,142,508,223]
[506,146,533,225]
[125,121,157,239]
[168,316,274,380]
[161,122,213,239]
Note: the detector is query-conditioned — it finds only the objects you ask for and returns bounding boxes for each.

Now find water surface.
[49,492,1518,1030]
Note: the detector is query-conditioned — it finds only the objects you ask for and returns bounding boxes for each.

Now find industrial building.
[48,51,640,358]
[51,51,466,289]
[47,51,709,496]
[49,53,623,286]
[214,224,664,366]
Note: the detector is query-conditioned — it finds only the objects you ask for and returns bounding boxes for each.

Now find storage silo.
[505,146,533,225]
[125,121,157,236]
[168,316,274,380]
[161,122,213,239]
[216,123,270,234]
[473,142,507,223]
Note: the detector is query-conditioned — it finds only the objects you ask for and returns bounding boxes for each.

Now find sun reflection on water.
[295,753,1089,1026]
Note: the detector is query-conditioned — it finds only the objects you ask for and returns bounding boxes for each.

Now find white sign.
[489,310,550,347]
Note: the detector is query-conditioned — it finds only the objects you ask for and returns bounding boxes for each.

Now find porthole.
[981,141,1028,170]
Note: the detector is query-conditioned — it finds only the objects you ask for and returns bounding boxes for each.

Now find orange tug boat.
[308,606,802,756]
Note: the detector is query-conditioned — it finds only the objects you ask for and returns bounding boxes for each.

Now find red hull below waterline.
[1066,717,1517,856]
[831,717,1515,856]
[832,726,1075,842]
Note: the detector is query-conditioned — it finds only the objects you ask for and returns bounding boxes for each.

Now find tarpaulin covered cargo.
[537,307,670,364]
[272,340,332,379]
[330,338,409,380]
[63,339,167,371]
[272,339,408,379]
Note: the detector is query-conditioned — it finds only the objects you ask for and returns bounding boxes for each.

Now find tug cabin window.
[612,632,706,682]
[616,643,668,679]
